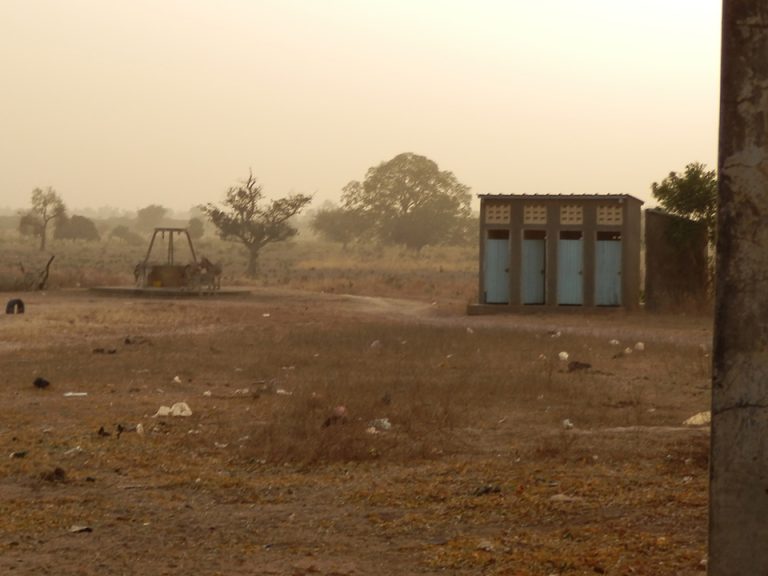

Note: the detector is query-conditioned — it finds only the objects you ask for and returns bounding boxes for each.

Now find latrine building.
[473,194,643,311]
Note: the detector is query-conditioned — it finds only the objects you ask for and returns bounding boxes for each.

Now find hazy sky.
[1,0,721,214]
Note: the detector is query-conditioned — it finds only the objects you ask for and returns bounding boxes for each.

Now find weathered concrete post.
[710,3,768,574]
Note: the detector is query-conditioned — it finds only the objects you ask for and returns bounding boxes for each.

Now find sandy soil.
[0,289,711,575]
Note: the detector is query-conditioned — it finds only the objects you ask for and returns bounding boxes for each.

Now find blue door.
[557,236,583,305]
[595,237,622,306]
[484,234,509,304]
[522,236,546,304]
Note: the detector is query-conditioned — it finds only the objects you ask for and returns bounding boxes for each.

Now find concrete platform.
[467,303,627,315]
[90,286,252,299]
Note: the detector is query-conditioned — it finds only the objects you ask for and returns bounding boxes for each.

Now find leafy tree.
[341,152,472,251]
[200,172,312,277]
[18,213,43,239]
[110,225,144,246]
[24,187,66,250]
[187,217,205,240]
[136,204,168,231]
[310,205,371,248]
[651,162,718,243]
[55,214,100,241]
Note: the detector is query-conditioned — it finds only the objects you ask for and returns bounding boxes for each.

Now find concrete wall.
[644,209,709,313]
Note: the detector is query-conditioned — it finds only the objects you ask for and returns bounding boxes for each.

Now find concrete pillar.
[710,2,768,574]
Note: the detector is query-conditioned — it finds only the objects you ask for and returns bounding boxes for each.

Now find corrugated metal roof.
[478,193,644,204]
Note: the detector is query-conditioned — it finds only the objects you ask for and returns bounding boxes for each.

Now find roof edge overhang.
[478,193,644,205]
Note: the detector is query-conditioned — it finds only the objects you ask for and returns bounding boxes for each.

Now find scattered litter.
[567,361,591,373]
[153,402,192,418]
[368,418,392,432]
[9,450,27,459]
[549,330,562,338]
[262,313,271,318]
[562,419,574,430]
[214,442,229,449]
[136,423,145,436]
[370,339,382,350]
[172,376,182,384]
[233,388,250,396]
[472,484,501,497]
[203,390,212,397]
[549,493,584,503]
[34,377,50,389]
[281,365,295,371]
[64,446,84,456]
[69,525,93,534]
[537,354,547,361]
[537,394,544,400]
[276,388,292,396]
[558,351,569,362]
[623,347,633,355]
[609,339,620,346]
[64,392,88,397]
[466,327,475,334]
[41,467,67,482]
[634,341,645,351]
[5,298,25,314]
[683,411,711,426]
[92,348,117,355]
[323,405,348,427]
[476,539,495,552]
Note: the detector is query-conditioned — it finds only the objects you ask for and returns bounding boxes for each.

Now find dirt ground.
[0,289,711,575]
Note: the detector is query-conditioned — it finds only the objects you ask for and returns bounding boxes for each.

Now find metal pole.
[710,2,768,574]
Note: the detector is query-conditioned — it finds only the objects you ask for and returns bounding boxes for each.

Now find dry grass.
[0,274,712,574]
[0,235,478,302]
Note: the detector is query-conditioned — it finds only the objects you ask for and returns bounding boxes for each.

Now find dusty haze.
[0,0,720,212]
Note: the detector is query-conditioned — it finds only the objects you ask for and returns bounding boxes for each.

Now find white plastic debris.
[153,402,192,418]
[549,494,584,503]
[623,347,633,355]
[550,330,562,338]
[63,392,88,397]
[683,411,711,426]
[203,390,212,397]
[562,418,574,430]
[538,353,547,361]
[369,418,392,431]
[233,388,250,396]
[276,388,293,396]
[634,342,645,351]
[558,351,569,362]
[172,376,182,384]
[262,313,271,318]
[609,339,620,346]
[136,423,145,436]
[466,327,475,334]
[370,339,382,349]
